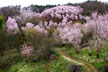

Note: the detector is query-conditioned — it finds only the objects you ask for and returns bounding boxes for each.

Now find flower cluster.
[57,23,82,45]
[6,17,19,34]
[22,22,47,33]
[21,44,34,59]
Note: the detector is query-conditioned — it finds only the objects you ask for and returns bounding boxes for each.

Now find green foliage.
[0,49,21,69]
[47,27,56,37]
[0,30,23,69]
[50,56,69,72]
[0,30,23,53]
[0,15,5,29]
[80,19,86,24]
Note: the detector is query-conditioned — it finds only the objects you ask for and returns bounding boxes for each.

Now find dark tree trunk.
[76,49,80,53]
[89,53,92,56]
[97,54,99,59]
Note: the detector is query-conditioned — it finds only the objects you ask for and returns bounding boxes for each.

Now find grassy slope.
[0,49,86,72]
[58,41,108,72]
[50,55,86,72]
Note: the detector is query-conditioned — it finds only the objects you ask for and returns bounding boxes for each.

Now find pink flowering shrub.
[6,17,19,34]
[22,22,34,30]
[22,22,47,33]
[21,44,34,60]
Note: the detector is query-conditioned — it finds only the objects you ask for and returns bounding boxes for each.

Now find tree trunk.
[97,54,99,59]
[75,48,80,53]
[89,53,92,56]
[66,44,71,51]
[75,45,80,53]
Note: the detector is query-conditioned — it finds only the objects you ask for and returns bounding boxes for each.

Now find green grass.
[50,55,86,72]
[8,60,46,72]
[50,56,69,72]
[81,66,86,72]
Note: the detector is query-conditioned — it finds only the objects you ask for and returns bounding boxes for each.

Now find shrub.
[67,64,82,72]
[49,54,58,61]
[0,26,23,54]
[21,44,34,61]
[103,64,108,72]
[26,14,42,25]
[0,30,7,54]
[24,28,56,60]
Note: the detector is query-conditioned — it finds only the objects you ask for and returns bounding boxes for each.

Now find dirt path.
[55,49,98,72]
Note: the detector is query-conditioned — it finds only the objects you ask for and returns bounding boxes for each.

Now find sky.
[0,0,108,7]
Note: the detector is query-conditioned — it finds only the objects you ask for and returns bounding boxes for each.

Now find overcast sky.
[0,0,108,7]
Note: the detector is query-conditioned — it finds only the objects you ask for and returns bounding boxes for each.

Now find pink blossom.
[6,17,19,34]
[21,44,34,59]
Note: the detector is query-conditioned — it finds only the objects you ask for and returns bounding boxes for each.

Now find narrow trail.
[55,49,98,72]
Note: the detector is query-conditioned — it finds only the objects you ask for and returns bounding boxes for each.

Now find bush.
[49,54,58,61]
[23,28,56,61]
[103,64,108,72]
[26,15,42,25]
[0,29,23,54]
[21,44,34,61]
[0,29,23,69]
[67,64,82,72]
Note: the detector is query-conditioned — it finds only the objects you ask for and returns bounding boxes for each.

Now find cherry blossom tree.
[40,5,83,28]
[15,10,41,25]
[22,22,47,33]
[57,23,83,53]
[6,17,19,34]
